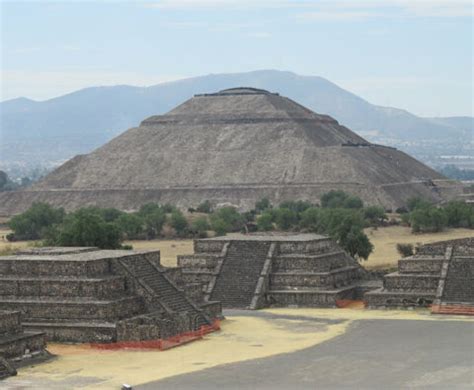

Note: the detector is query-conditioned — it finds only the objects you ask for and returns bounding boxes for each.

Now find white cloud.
[0,70,185,101]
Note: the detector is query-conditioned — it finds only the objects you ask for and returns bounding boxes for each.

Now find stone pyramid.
[0,87,461,214]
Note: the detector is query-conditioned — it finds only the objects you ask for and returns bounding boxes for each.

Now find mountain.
[0,87,461,215]
[0,70,470,172]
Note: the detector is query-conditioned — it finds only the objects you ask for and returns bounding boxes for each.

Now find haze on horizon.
[1,0,472,117]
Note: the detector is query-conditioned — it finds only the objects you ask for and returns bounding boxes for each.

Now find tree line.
[7,190,473,260]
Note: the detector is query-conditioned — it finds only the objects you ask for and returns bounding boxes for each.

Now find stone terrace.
[0,248,222,343]
[366,238,474,314]
[178,234,366,309]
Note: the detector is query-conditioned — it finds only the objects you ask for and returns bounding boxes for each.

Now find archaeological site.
[0,247,222,348]
[0,87,463,216]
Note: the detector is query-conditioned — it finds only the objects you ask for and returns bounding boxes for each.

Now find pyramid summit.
[0,88,461,214]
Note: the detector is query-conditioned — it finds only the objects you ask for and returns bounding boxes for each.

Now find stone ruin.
[0,247,222,344]
[0,310,47,379]
[178,234,367,309]
[365,238,474,315]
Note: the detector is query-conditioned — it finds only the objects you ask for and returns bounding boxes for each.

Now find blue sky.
[1,0,472,117]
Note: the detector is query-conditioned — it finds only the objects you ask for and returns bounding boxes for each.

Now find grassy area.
[126,239,194,267]
[364,225,474,269]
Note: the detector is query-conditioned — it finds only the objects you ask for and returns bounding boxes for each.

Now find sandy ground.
[364,226,474,269]
[4,308,473,390]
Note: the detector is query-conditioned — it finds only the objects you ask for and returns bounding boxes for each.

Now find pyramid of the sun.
[0,87,461,214]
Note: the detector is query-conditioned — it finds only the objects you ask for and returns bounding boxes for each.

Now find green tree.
[48,208,122,249]
[279,200,312,213]
[406,197,432,212]
[274,208,298,231]
[410,206,447,233]
[191,216,210,238]
[320,190,363,209]
[9,202,65,240]
[257,212,274,231]
[137,203,167,239]
[444,201,473,228]
[340,227,374,260]
[116,213,144,239]
[170,210,188,236]
[363,206,387,226]
[210,207,244,235]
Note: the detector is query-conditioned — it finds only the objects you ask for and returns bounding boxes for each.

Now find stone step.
[383,272,439,292]
[365,288,436,308]
[267,285,358,307]
[398,258,444,274]
[273,251,349,272]
[270,266,360,289]
[24,320,117,343]
[0,296,145,321]
[0,275,127,298]
[210,241,270,308]
[0,330,46,360]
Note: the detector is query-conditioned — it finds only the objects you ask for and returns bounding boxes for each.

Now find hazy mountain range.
[1,70,472,175]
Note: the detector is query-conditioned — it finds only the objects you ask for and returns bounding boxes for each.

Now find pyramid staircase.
[209,241,271,308]
[117,255,211,329]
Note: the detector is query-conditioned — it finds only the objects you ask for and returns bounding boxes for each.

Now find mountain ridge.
[1,70,471,171]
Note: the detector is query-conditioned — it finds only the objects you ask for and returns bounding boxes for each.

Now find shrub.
[196,200,213,214]
[279,200,312,213]
[396,243,414,257]
[255,198,272,213]
[320,190,363,209]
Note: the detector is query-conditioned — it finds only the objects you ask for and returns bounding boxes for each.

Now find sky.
[1,0,472,117]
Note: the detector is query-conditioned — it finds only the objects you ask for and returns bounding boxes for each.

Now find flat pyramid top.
[195,87,277,97]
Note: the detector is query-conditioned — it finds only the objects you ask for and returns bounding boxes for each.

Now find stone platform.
[178,234,366,309]
[0,310,47,379]
[0,248,222,343]
[366,238,474,314]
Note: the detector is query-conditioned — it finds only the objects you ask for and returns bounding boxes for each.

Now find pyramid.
[0,87,461,214]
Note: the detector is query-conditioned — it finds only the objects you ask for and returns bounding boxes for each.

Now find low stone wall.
[383,273,440,292]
